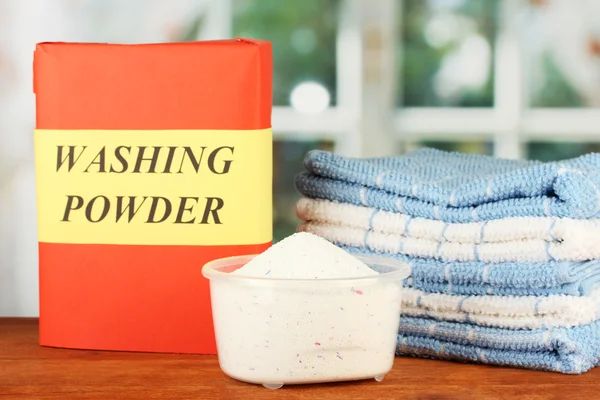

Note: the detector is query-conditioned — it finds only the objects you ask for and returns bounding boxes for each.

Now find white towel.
[298,221,600,263]
[297,198,600,245]
[401,287,600,330]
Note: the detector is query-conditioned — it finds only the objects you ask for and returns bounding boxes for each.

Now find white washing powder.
[209,232,405,386]
[232,232,378,279]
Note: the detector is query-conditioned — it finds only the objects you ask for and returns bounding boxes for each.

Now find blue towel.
[296,148,600,222]
[343,246,600,296]
[397,316,600,374]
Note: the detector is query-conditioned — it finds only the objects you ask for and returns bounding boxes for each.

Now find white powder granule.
[209,231,406,387]
[232,232,378,279]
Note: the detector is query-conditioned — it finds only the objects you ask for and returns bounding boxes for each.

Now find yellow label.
[34,129,272,246]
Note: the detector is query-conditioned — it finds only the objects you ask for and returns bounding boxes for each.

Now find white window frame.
[204,0,600,160]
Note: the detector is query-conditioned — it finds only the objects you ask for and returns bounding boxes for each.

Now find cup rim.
[201,253,411,285]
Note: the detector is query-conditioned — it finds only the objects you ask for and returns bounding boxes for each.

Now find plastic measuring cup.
[202,254,410,389]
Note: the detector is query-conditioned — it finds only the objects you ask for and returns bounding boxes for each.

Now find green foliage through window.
[401,0,497,107]
[233,0,339,106]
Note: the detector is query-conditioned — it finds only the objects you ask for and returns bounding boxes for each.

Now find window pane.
[233,0,339,107]
[412,141,494,155]
[273,139,334,242]
[527,1,600,107]
[527,142,600,162]
[400,0,497,107]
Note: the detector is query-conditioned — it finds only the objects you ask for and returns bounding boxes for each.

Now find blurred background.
[1,0,600,316]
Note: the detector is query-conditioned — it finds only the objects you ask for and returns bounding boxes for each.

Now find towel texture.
[399,286,600,330]
[295,147,600,373]
[296,149,600,222]
[299,221,600,262]
[342,246,600,296]
[397,316,600,374]
[297,198,600,245]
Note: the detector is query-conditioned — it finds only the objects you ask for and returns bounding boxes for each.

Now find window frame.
[206,0,600,160]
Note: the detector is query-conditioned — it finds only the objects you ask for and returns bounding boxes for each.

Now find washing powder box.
[32,38,272,354]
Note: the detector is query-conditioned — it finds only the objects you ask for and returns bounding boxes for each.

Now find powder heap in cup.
[210,231,405,386]
[232,232,378,279]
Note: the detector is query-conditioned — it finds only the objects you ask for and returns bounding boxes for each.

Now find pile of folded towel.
[295,148,600,374]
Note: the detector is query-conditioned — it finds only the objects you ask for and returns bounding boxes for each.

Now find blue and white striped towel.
[297,198,600,246]
[397,316,600,374]
[299,221,600,263]
[342,246,600,297]
[400,285,600,330]
[296,148,600,222]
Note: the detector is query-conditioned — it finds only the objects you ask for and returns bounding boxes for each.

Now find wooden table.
[1,318,598,399]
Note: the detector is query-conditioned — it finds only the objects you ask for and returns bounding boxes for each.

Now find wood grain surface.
[1,318,598,399]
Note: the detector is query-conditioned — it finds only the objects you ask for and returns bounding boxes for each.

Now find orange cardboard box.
[33,38,273,354]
